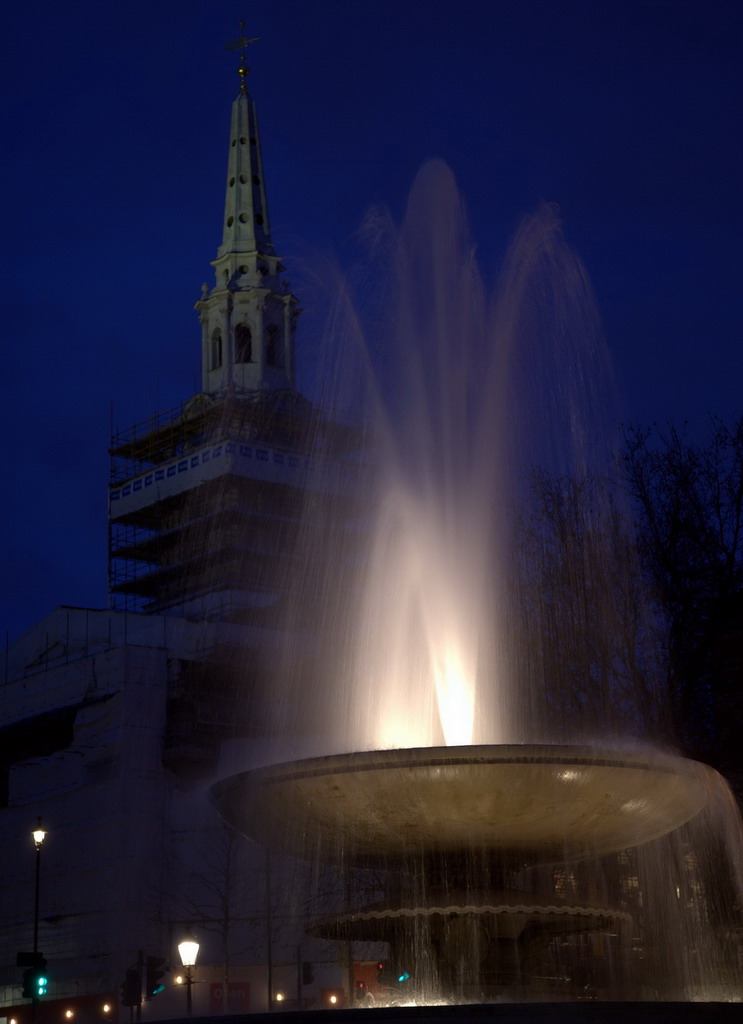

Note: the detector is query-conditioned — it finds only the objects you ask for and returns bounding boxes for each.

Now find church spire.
[195,27,298,396]
[218,24,274,261]
[216,85,275,260]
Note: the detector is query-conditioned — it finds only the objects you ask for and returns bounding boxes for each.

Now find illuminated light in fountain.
[366,495,480,749]
[432,644,473,747]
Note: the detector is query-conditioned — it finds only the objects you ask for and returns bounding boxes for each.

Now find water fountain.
[212,744,718,1000]
[212,161,743,1008]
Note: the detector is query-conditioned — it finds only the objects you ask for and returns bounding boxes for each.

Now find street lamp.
[26,820,48,1024]
[177,929,199,1015]
[31,819,46,955]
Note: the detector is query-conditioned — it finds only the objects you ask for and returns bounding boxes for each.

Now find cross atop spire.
[225,21,260,94]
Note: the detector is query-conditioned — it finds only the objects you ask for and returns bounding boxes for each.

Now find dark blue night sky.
[2,0,741,643]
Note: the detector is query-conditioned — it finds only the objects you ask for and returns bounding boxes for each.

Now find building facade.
[0,53,364,1023]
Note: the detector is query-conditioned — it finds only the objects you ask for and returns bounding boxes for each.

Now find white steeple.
[195,29,298,396]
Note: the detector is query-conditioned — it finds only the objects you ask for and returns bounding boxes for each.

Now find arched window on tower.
[235,324,253,363]
[209,328,223,370]
[265,323,283,368]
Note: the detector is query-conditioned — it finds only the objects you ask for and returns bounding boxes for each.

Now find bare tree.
[168,821,267,987]
[623,416,743,768]
[169,818,387,1001]
[509,471,669,744]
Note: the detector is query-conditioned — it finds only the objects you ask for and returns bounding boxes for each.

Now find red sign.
[209,981,250,1012]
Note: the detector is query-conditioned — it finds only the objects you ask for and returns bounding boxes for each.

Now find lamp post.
[177,930,199,1016]
[31,820,46,955]
[29,820,47,1024]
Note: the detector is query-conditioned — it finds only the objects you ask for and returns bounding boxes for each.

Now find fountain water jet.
[214,160,743,1003]
[268,161,647,757]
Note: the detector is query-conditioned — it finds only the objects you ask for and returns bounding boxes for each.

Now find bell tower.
[196,30,298,395]
[107,34,324,622]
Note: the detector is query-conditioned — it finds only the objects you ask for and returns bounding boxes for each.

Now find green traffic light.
[37,975,48,995]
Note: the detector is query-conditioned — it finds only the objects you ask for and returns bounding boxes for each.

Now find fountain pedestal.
[212,744,711,1002]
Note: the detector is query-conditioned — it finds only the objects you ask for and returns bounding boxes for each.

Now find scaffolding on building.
[108,387,365,618]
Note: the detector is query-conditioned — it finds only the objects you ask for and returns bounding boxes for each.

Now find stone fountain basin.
[211,744,709,860]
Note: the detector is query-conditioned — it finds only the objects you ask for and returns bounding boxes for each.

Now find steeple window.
[265,323,283,368]
[235,324,253,363]
[210,329,223,370]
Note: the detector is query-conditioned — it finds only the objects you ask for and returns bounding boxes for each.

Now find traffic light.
[22,963,48,1000]
[145,956,167,998]
[301,961,314,985]
[377,961,411,986]
[21,966,47,999]
[120,967,140,1007]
